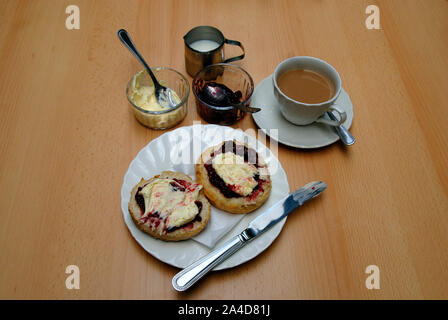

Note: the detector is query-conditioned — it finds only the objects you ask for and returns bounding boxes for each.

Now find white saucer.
[251,75,354,149]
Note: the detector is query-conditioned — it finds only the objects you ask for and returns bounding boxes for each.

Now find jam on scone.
[129,171,211,241]
[197,140,272,214]
[137,177,202,232]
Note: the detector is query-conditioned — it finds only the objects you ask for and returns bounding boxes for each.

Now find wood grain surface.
[0,0,447,299]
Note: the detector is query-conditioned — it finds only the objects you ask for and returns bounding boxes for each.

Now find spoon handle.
[233,103,261,113]
[117,29,160,88]
[326,111,356,146]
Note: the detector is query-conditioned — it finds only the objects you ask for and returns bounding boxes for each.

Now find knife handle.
[172,231,251,291]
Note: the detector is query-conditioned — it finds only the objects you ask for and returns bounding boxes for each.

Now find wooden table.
[0,0,447,299]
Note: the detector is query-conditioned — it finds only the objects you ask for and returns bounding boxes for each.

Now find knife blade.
[172,181,327,291]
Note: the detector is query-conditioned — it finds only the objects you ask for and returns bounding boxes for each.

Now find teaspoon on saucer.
[326,111,356,146]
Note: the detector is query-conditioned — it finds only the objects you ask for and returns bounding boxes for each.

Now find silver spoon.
[117,29,176,108]
[228,102,260,113]
[199,82,261,113]
[326,111,356,146]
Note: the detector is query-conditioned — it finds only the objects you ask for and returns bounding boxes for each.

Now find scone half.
[196,140,272,214]
[128,171,211,241]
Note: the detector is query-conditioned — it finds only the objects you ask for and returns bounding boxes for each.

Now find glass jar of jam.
[192,63,254,125]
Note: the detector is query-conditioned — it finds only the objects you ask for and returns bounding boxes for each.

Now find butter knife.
[172,181,327,291]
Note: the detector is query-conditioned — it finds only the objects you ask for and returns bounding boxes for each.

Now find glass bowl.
[192,63,254,125]
[126,67,190,130]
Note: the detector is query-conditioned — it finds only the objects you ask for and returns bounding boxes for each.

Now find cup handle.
[315,105,347,126]
[223,39,245,63]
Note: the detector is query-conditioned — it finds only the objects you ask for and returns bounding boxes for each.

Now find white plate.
[120,124,290,270]
[251,75,354,149]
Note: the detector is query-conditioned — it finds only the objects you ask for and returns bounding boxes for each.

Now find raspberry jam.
[204,162,241,198]
[135,180,203,234]
[204,141,266,199]
[135,184,149,214]
[170,180,186,192]
[193,79,247,125]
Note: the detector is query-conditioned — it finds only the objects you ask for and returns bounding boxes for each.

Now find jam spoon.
[200,82,261,113]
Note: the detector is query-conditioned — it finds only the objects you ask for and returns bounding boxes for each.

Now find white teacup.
[273,56,346,126]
